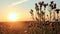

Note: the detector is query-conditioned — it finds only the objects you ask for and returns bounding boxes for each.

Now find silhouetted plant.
[38,1,44,11]
[30,9,34,16]
[43,3,48,10]
[29,1,60,34]
[30,9,34,20]
[35,3,39,12]
[53,3,56,9]
[49,1,54,10]
[55,9,60,21]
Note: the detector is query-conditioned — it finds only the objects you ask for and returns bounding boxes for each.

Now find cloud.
[8,0,29,7]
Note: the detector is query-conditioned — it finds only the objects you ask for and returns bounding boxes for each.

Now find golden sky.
[0,7,32,22]
[0,0,60,22]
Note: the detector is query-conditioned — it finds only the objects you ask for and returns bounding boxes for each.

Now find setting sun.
[8,12,18,21]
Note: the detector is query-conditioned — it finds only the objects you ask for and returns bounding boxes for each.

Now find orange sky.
[0,7,33,22]
[0,0,60,22]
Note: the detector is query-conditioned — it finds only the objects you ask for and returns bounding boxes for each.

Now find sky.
[0,0,60,22]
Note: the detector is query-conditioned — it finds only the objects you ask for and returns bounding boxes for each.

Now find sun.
[8,12,18,21]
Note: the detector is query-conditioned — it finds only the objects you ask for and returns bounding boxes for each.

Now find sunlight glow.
[8,12,18,21]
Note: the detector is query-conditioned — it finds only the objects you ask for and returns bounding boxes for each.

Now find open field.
[0,21,60,34]
[0,21,37,34]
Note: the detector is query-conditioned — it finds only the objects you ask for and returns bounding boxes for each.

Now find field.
[0,21,60,34]
[0,21,37,34]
